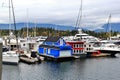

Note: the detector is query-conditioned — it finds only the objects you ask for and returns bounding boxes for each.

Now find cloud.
[0,0,120,30]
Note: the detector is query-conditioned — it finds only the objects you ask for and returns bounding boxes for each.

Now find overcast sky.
[0,0,120,30]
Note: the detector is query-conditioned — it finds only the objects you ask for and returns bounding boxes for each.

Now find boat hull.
[2,51,19,64]
[99,50,120,53]
[2,56,19,64]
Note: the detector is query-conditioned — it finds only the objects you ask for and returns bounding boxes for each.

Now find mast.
[109,14,112,40]
[75,0,83,29]
[107,14,112,40]
[9,0,11,35]
[26,9,29,39]
[34,20,36,37]
[10,0,19,50]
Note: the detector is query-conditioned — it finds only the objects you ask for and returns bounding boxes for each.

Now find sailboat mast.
[109,14,111,40]
[9,0,11,35]
[10,0,19,49]
[107,14,112,40]
[26,9,29,39]
[34,21,36,37]
[75,0,82,29]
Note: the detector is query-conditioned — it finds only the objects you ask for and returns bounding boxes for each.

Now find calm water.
[2,55,120,80]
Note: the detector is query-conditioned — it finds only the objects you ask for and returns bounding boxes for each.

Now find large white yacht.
[93,41,120,55]
[73,29,99,42]
[2,47,19,64]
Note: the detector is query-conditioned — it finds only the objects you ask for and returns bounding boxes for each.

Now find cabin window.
[86,48,88,51]
[77,50,78,53]
[76,44,78,48]
[81,50,83,52]
[74,44,75,48]
[84,45,86,47]
[89,45,91,47]
[74,50,76,53]
[75,44,76,48]
[81,44,83,48]
[79,50,82,53]
[89,48,91,50]
[77,44,78,48]
[23,44,25,46]
[79,50,80,53]
[79,44,81,48]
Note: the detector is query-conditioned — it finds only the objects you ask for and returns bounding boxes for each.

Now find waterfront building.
[38,36,72,59]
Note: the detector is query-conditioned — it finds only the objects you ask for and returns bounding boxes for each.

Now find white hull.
[2,51,19,64]
[93,43,120,53]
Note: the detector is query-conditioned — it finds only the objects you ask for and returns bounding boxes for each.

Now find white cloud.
[0,0,120,30]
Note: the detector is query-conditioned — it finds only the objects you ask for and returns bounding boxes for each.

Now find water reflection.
[2,55,120,80]
[2,65,20,80]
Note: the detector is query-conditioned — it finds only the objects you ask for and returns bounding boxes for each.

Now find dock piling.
[0,43,2,80]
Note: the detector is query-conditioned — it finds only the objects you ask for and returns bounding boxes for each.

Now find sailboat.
[2,0,19,64]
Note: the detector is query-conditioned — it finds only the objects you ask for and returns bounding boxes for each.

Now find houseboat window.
[48,49,50,54]
[44,48,47,54]
[60,38,63,45]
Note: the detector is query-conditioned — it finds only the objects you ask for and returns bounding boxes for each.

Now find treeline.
[0,27,74,37]
[82,30,119,39]
[19,27,73,37]
[0,27,119,39]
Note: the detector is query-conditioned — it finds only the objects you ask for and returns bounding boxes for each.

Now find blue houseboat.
[38,36,73,60]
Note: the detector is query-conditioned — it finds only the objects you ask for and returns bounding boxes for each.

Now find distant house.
[38,36,72,58]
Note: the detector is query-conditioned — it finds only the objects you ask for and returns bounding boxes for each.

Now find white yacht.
[73,29,99,42]
[2,50,19,64]
[93,42,120,54]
